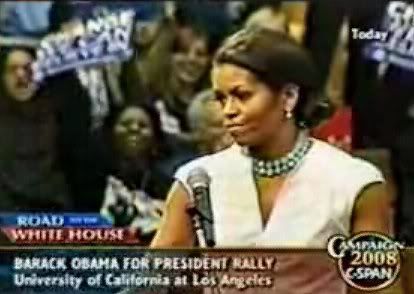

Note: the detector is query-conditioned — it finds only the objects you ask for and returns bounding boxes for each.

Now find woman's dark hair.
[173,2,232,54]
[49,2,76,33]
[214,26,325,127]
[0,47,11,96]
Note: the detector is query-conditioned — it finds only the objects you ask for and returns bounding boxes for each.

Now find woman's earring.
[285,109,292,119]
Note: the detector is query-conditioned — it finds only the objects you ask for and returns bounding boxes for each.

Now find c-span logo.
[327,232,404,291]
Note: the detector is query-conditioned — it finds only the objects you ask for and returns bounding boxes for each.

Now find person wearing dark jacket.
[46,2,116,212]
[100,102,192,245]
[305,2,412,291]
[305,0,414,244]
[0,45,70,211]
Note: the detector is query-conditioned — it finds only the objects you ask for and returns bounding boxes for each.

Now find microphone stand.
[186,205,220,294]
[187,205,208,247]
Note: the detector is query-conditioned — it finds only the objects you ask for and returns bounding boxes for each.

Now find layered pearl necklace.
[251,131,313,178]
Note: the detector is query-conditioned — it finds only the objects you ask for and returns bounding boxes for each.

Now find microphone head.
[187,167,210,190]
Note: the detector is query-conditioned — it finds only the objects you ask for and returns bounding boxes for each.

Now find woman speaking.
[151,27,391,248]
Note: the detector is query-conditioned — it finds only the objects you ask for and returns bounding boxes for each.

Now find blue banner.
[363,1,414,73]
[32,9,135,83]
[0,214,113,228]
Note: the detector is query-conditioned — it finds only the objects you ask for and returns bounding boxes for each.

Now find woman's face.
[171,27,210,87]
[2,49,37,102]
[211,63,285,147]
[113,107,155,158]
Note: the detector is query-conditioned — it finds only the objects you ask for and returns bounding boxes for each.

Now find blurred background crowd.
[0,0,412,246]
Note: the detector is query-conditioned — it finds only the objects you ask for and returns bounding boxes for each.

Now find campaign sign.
[32,9,135,82]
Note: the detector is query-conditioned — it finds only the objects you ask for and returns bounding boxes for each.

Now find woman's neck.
[170,74,195,101]
[117,154,149,171]
[249,122,300,160]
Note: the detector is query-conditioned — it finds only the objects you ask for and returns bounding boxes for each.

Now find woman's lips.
[225,123,249,135]
[178,67,201,83]
[125,135,140,146]
[175,59,204,83]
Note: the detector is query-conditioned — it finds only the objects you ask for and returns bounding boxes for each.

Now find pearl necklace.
[251,132,313,178]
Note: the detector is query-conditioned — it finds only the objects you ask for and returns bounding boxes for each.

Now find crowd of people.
[0,1,412,252]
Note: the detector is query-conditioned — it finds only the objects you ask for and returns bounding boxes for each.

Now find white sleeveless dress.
[175,138,384,248]
[174,139,384,293]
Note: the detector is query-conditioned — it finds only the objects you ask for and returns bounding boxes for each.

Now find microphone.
[187,167,215,247]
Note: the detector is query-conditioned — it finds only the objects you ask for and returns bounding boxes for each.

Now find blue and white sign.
[363,1,414,73]
[32,9,135,82]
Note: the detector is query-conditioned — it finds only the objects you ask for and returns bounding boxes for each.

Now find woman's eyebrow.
[229,85,246,96]
[213,89,225,99]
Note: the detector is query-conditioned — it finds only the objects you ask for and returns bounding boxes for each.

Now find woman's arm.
[150,181,195,247]
[350,183,404,294]
[351,182,392,235]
